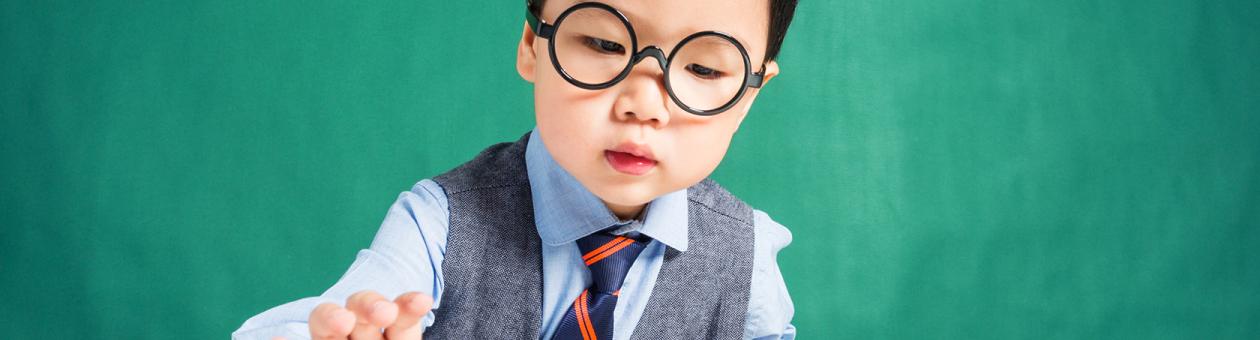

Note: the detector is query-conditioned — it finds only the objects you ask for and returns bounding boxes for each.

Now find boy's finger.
[345,291,398,340]
[384,292,434,340]
[309,302,356,340]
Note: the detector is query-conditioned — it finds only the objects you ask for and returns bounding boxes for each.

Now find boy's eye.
[686,64,723,79]
[583,36,625,55]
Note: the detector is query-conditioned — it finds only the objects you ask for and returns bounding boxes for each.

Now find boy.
[234,0,799,339]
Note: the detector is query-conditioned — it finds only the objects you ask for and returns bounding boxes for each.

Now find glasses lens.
[552,7,632,85]
[667,35,749,112]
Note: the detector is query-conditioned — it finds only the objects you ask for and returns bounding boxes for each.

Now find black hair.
[526,0,799,62]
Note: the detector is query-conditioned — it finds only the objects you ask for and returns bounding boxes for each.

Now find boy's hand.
[275,290,434,340]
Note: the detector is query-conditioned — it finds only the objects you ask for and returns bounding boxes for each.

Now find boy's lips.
[605,142,657,176]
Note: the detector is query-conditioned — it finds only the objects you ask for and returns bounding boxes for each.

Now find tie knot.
[576,232,649,293]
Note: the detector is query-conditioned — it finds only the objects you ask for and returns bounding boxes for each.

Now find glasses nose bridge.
[631,46,669,73]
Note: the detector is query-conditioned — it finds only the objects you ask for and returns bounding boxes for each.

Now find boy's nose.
[613,47,672,128]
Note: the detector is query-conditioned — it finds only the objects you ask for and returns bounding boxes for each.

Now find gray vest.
[426,133,756,339]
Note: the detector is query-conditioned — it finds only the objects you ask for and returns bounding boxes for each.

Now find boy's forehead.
[549,0,771,60]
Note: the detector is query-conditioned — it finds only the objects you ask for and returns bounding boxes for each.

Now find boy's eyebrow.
[542,0,592,21]
[549,1,758,53]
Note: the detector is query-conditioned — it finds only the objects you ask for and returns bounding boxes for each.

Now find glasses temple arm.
[525,9,555,38]
[747,66,766,88]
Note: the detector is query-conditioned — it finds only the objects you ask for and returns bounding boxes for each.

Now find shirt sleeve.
[232,179,450,340]
[744,209,797,340]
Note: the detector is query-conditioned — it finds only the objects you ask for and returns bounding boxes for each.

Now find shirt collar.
[525,128,689,251]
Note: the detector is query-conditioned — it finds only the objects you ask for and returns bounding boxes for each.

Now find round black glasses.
[526,2,766,116]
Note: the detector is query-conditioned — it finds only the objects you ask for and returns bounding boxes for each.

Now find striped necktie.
[552,231,650,340]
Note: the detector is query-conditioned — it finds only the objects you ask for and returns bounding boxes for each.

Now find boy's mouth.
[605,143,657,176]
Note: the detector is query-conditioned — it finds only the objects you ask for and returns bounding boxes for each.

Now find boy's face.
[517,0,779,218]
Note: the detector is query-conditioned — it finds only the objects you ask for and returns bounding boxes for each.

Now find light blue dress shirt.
[233,129,796,339]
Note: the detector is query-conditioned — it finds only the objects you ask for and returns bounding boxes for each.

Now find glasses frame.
[526,2,765,116]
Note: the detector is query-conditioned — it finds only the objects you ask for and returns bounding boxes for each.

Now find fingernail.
[372,300,389,314]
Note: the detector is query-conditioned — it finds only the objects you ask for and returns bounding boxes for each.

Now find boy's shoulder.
[431,133,532,194]
[692,178,794,251]
[687,177,755,225]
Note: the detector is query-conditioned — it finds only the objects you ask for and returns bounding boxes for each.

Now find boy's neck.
[603,200,647,221]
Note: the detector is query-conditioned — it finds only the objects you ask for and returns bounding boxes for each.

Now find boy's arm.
[745,209,797,340]
[233,180,450,340]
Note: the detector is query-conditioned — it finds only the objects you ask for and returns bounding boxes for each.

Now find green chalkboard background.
[3,0,1257,338]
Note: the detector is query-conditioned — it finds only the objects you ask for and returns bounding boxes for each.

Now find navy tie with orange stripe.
[552,231,650,340]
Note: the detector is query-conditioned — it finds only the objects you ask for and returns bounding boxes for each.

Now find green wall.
[2,1,1257,338]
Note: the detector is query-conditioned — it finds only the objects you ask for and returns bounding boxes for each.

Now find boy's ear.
[760,60,780,86]
[516,22,538,83]
[734,60,781,127]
